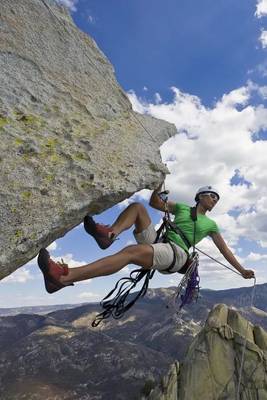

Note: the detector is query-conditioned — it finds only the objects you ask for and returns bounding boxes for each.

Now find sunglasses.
[204,192,219,201]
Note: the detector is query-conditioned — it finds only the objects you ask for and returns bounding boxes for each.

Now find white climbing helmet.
[195,186,220,202]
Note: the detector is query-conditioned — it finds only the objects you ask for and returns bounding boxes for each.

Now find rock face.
[148,304,267,400]
[0,0,176,278]
[144,363,180,400]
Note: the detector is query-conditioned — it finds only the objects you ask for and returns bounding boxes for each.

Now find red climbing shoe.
[37,248,74,294]
[84,216,116,249]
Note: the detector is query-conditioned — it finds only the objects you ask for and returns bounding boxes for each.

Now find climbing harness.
[236,276,256,400]
[164,198,201,314]
[91,188,200,327]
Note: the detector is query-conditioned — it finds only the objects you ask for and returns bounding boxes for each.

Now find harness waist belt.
[161,239,190,274]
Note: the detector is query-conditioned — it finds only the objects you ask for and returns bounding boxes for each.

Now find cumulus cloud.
[119,265,131,274]
[259,30,267,48]
[255,0,267,17]
[56,0,78,12]
[117,197,135,209]
[47,241,58,251]
[78,291,100,300]
[256,61,267,77]
[117,189,151,209]
[128,84,267,253]
[155,92,162,104]
[2,267,34,284]
[53,253,87,268]
[257,85,267,98]
[246,252,267,261]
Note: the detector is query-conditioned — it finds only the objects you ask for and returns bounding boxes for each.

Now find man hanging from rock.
[37,184,255,293]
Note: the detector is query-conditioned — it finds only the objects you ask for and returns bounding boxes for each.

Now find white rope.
[39,0,158,144]
[195,246,243,277]
[236,277,257,399]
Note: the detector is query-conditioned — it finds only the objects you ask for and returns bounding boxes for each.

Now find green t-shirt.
[166,203,219,253]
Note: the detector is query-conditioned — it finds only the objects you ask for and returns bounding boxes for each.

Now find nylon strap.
[165,206,197,251]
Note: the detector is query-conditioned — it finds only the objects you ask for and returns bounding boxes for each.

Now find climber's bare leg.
[60,244,153,284]
[111,202,151,236]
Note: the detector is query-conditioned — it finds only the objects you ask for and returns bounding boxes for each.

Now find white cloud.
[257,61,267,77]
[47,241,58,251]
[52,254,96,284]
[259,30,267,48]
[78,291,100,300]
[119,265,131,274]
[128,84,267,260]
[117,197,135,209]
[246,252,267,261]
[2,267,34,284]
[117,189,151,209]
[56,0,78,12]
[255,84,267,99]
[155,92,162,104]
[255,0,267,17]
[53,253,87,268]
[126,240,135,245]
[220,86,251,107]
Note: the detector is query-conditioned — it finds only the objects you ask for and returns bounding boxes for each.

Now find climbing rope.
[36,7,257,394]
[195,246,244,277]
[192,246,257,399]
[39,0,68,28]
[91,268,155,327]
[236,276,257,400]
[38,0,159,144]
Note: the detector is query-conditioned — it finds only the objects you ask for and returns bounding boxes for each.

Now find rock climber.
[37,184,255,293]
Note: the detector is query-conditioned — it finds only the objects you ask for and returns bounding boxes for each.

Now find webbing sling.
[165,207,197,250]
[91,223,164,327]
[163,207,197,274]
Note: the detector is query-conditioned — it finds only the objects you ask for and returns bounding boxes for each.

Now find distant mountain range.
[0,283,266,400]
[0,303,88,317]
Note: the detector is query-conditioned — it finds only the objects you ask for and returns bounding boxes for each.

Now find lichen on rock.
[0,0,177,278]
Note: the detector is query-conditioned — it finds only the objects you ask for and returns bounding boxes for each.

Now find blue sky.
[74,0,265,102]
[1,0,267,307]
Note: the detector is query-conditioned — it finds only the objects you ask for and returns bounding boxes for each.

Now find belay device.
[91,190,200,327]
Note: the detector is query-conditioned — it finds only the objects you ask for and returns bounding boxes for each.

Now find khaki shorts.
[134,223,188,274]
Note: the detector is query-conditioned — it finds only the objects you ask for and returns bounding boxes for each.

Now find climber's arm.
[149,183,176,214]
[210,232,254,279]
